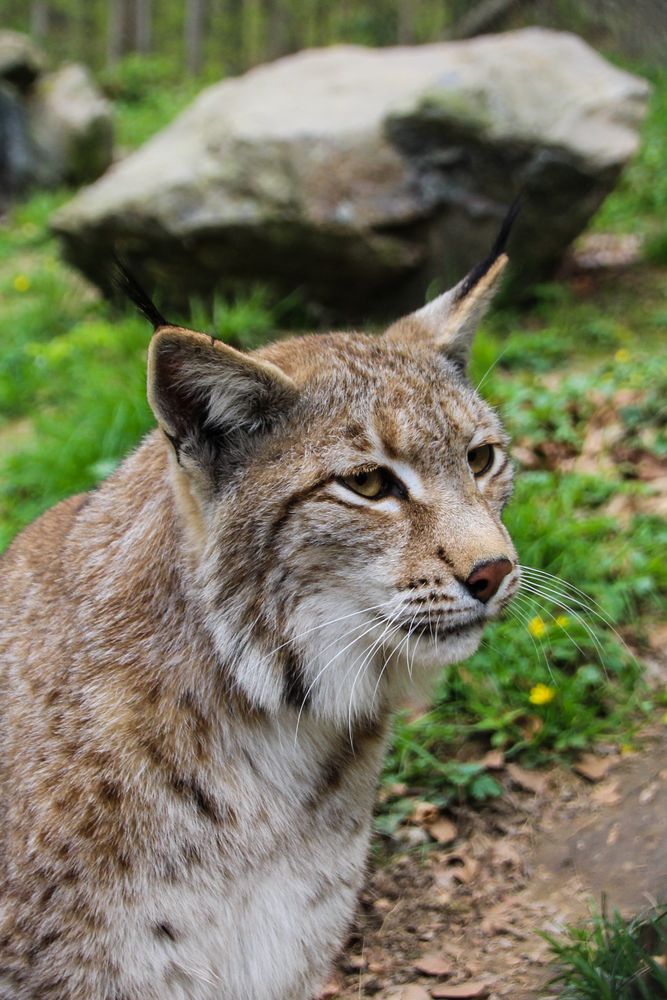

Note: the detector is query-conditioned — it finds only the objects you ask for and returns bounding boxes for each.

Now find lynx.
[0,222,520,999]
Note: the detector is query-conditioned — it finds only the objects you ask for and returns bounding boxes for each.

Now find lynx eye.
[467,443,494,477]
[340,467,391,499]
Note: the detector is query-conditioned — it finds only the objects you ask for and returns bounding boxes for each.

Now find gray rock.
[0,30,45,93]
[0,85,34,208]
[52,29,649,321]
[27,64,114,186]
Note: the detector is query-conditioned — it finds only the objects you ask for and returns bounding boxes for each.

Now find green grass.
[544,903,667,1000]
[1,66,666,808]
[594,66,667,238]
[99,54,207,150]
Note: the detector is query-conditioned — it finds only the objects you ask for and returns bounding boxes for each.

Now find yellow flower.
[555,614,569,628]
[528,616,546,638]
[662,712,667,726]
[614,348,630,364]
[13,275,30,293]
[529,683,555,706]
[620,743,636,756]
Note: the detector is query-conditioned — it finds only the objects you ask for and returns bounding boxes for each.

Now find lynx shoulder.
[0,236,519,1000]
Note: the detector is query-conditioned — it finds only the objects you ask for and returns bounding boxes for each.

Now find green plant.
[644,229,667,266]
[99,54,185,103]
[543,902,667,999]
[594,66,667,237]
[98,54,205,150]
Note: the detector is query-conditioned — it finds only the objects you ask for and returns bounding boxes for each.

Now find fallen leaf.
[480,901,513,935]
[519,715,544,739]
[378,782,408,802]
[344,954,367,972]
[507,763,547,795]
[431,981,491,998]
[395,825,430,846]
[636,454,667,481]
[574,232,641,269]
[591,780,621,807]
[535,439,577,469]
[573,753,612,782]
[490,840,523,869]
[511,444,539,468]
[438,853,479,884]
[639,781,659,805]
[386,986,430,1000]
[480,750,505,770]
[607,822,620,845]
[648,624,667,653]
[427,818,458,845]
[411,801,440,825]
[413,953,453,977]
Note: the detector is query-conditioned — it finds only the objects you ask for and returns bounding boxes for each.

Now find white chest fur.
[114,713,387,1000]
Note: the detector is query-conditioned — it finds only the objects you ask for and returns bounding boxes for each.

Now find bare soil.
[321,725,667,1000]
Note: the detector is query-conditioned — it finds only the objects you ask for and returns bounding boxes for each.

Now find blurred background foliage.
[2,0,666,77]
[0,1,666,806]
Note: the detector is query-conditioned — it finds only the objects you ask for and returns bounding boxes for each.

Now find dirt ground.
[320,723,667,1000]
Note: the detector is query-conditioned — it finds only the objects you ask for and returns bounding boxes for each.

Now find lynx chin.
[0,222,520,999]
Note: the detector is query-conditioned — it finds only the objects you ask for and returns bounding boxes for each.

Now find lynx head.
[118,221,520,728]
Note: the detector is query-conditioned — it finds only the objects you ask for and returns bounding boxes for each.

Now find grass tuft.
[544,902,667,1000]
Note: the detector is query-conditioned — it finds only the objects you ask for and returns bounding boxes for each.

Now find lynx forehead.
[193,325,517,719]
[0,217,519,999]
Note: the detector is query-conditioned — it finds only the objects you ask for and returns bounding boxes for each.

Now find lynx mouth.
[393,616,485,641]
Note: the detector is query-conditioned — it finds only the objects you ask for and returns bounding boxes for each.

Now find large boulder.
[0,31,45,93]
[27,64,114,186]
[0,86,33,209]
[53,29,649,322]
[0,31,113,197]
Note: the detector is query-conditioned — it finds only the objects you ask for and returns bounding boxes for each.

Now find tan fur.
[0,265,519,999]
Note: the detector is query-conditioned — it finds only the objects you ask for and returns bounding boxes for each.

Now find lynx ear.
[385,200,518,369]
[147,327,298,462]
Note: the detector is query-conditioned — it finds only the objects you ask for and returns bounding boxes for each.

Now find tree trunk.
[223,0,245,74]
[30,1,49,42]
[185,0,207,75]
[397,0,416,44]
[265,0,289,61]
[450,0,529,39]
[107,0,132,65]
[135,0,152,53]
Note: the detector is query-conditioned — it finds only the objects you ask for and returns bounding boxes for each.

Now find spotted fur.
[0,250,519,1000]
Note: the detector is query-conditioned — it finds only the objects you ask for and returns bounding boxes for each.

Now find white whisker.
[475,344,510,394]
[370,624,405,715]
[293,614,387,746]
[263,601,393,661]
[519,564,613,622]
[509,593,555,680]
[518,581,609,671]
[346,611,403,751]
[519,565,635,663]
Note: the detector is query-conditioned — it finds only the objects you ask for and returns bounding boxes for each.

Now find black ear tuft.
[456,194,522,302]
[111,254,169,330]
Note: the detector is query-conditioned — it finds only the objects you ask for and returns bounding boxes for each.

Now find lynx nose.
[464,558,513,604]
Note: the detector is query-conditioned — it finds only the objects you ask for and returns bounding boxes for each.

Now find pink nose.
[464,559,513,603]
